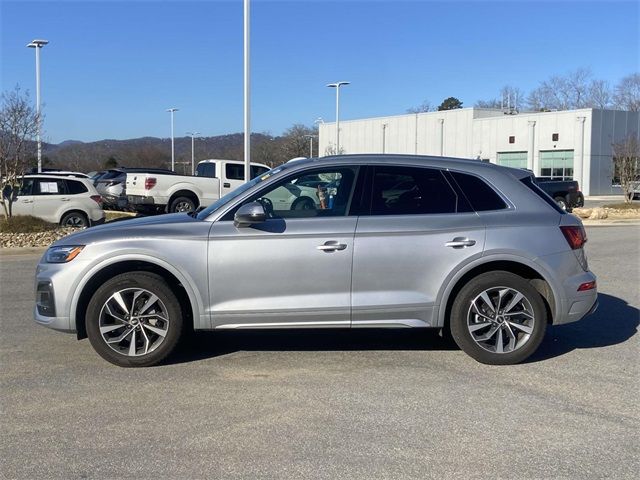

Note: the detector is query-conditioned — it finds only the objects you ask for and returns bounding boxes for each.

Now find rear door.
[351,165,486,328]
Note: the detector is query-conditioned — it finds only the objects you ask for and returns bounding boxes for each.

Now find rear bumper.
[127,195,155,206]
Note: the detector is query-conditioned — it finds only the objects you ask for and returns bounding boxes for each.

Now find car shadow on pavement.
[169,328,457,365]
[167,293,637,366]
[527,293,639,363]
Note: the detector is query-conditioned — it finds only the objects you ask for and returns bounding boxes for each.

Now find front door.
[207,166,359,329]
[10,178,35,217]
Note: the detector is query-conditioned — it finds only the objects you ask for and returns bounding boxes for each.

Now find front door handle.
[61,198,70,202]
[21,199,33,204]
[445,237,476,248]
[223,182,231,188]
[317,241,347,252]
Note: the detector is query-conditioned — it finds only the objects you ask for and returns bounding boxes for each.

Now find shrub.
[0,215,58,233]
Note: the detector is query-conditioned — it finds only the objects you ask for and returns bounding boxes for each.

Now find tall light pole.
[27,39,48,173]
[244,0,251,182]
[326,81,349,154]
[186,131,200,175]
[166,108,178,171]
[304,134,317,158]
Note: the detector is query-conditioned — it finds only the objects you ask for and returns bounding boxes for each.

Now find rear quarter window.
[520,176,566,214]
[66,180,89,194]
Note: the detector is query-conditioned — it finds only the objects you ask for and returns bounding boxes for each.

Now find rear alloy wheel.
[61,212,89,228]
[450,271,547,365]
[86,272,184,367]
[169,196,196,213]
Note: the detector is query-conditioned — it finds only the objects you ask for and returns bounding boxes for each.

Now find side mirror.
[234,201,266,228]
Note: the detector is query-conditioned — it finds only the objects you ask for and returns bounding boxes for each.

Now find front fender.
[69,250,208,331]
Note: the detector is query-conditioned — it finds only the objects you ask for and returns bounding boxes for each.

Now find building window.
[508,136,515,144]
[497,151,527,169]
[539,150,574,180]
[552,133,559,141]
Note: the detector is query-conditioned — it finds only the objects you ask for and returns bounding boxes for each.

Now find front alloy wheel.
[86,272,183,367]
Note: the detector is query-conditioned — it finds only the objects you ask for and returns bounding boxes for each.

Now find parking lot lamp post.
[304,134,317,158]
[186,131,200,175]
[27,39,48,173]
[166,108,179,171]
[326,81,349,154]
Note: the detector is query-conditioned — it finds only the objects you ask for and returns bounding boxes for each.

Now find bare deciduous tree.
[0,87,39,218]
[407,100,433,113]
[611,134,640,202]
[526,68,613,111]
[613,73,640,111]
[281,124,317,160]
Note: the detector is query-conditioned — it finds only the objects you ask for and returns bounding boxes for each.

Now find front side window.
[225,163,244,180]
[225,167,357,220]
[370,166,458,215]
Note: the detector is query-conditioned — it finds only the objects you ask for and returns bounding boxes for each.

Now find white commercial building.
[318,108,639,196]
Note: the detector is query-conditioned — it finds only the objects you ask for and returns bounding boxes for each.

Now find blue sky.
[1,0,638,143]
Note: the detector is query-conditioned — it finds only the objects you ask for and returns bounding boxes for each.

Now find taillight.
[560,225,587,250]
[577,281,596,291]
[90,195,102,205]
[145,178,157,190]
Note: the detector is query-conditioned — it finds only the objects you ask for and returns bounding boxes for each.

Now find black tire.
[554,196,568,211]
[85,272,184,367]
[291,197,316,211]
[60,211,89,228]
[169,196,196,213]
[450,271,547,365]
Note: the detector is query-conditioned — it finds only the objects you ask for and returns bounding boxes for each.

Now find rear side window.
[449,171,507,211]
[34,179,67,195]
[371,166,459,215]
[66,180,88,194]
[520,175,566,214]
[196,163,216,178]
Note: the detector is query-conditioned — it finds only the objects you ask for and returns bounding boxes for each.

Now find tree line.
[408,70,639,113]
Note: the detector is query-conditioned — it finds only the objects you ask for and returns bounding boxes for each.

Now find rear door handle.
[61,198,70,202]
[317,241,347,252]
[445,237,476,248]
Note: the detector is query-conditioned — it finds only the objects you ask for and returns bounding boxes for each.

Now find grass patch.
[0,215,58,233]
[105,210,136,221]
[603,202,640,210]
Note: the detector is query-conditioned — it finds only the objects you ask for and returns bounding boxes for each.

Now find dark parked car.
[534,178,583,211]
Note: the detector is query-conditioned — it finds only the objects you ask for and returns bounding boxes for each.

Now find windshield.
[196,166,285,220]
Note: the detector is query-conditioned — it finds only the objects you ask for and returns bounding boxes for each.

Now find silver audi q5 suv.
[34,155,597,367]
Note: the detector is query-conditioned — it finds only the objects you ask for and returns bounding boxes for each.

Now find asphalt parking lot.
[1,225,638,479]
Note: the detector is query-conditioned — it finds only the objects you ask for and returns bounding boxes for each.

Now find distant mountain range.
[41,132,281,173]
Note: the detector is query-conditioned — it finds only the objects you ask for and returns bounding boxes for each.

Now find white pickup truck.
[126,159,270,213]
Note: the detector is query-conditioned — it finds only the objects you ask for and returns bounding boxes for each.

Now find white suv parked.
[12,175,105,227]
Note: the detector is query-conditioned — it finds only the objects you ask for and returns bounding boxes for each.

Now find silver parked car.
[34,155,597,367]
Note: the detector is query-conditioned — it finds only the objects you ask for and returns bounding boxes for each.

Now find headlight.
[45,246,85,263]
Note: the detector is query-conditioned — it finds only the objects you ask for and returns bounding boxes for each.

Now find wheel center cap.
[496,316,505,324]
[131,318,139,326]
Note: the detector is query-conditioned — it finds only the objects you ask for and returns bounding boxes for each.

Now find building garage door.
[496,152,528,169]
[539,150,574,180]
